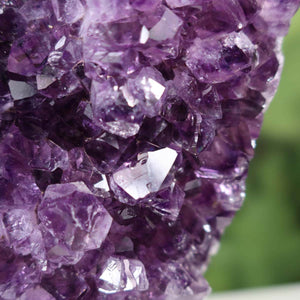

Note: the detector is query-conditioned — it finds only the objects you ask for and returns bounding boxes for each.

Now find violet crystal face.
[0,0,299,299]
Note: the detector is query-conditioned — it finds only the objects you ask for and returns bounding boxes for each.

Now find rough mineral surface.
[0,1,299,299]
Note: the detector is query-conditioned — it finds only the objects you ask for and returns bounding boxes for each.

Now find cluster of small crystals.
[0,0,299,299]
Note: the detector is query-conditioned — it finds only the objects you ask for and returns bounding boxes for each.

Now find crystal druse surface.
[0,0,299,299]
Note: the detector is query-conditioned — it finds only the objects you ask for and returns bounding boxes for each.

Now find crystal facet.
[38,182,112,265]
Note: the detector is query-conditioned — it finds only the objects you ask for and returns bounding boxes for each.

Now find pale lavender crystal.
[91,67,166,138]
[90,78,141,138]
[38,182,112,265]
[29,140,68,172]
[51,0,85,24]
[2,209,45,264]
[0,0,299,299]
[149,7,183,41]
[186,32,256,83]
[122,67,166,117]
[165,0,198,8]
[18,286,55,300]
[85,0,134,23]
[19,0,52,21]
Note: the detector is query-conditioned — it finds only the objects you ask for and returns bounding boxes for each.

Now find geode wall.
[0,1,299,299]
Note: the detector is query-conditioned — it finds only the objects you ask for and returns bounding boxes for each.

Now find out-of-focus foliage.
[206,10,300,291]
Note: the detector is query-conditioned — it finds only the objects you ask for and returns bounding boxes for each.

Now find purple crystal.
[0,0,299,299]
[3,209,45,263]
[18,286,55,300]
[38,182,112,265]
[51,0,85,24]
[186,32,256,83]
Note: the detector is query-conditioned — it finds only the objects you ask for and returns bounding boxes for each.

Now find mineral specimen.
[0,0,299,299]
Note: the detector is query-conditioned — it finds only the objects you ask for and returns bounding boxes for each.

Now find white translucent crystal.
[140,77,166,101]
[103,120,140,138]
[101,51,123,64]
[122,72,166,109]
[0,214,8,242]
[139,26,150,44]
[203,224,212,233]
[94,175,110,191]
[121,85,139,107]
[113,148,178,200]
[55,36,67,50]
[8,80,36,100]
[98,257,149,294]
[99,260,122,293]
[48,51,63,66]
[223,32,254,54]
[184,178,201,192]
[36,74,56,90]
[150,8,183,41]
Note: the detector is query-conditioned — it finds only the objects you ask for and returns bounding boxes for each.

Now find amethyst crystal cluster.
[0,0,299,299]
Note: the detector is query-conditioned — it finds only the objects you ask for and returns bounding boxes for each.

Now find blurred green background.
[205,10,300,291]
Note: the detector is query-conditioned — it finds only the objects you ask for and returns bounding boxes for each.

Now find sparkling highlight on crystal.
[0,0,299,299]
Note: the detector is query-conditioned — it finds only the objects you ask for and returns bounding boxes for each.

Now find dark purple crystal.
[0,0,299,299]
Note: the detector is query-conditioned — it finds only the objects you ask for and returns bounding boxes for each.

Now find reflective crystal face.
[149,7,183,41]
[8,80,36,100]
[112,147,178,200]
[0,0,299,299]
[91,67,166,138]
[98,257,149,294]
